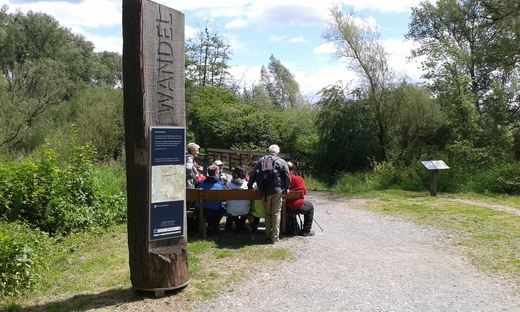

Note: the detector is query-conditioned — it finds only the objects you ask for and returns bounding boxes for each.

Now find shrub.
[0,221,53,297]
[397,164,430,192]
[0,141,127,237]
[471,162,520,195]
[332,172,375,194]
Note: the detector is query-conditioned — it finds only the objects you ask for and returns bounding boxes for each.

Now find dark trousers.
[226,215,247,231]
[288,200,314,231]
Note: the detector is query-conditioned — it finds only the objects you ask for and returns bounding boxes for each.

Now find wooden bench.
[186,188,301,238]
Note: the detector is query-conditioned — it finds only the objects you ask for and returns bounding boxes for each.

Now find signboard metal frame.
[421,160,450,170]
[148,126,186,241]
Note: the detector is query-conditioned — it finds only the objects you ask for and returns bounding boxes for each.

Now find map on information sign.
[151,165,185,203]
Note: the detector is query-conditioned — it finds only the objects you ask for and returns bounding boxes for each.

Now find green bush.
[397,164,430,192]
[0,221,53,297]
[471,162,520,195]
[332,172,375,194]
[0,142,127,236]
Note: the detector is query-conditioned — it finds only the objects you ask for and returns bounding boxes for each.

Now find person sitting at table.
[225,167,250,233]
[286,161,315,237]
[213,160,231,185]
[195,164,226,235]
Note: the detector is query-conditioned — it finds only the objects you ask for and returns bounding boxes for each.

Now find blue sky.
[1,0,426,101]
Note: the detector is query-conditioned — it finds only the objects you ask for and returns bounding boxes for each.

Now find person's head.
[213,160,224,172]
[187,142,200,157]
[287,161,295,172]
[268,144,280,155]
[248,160,257,172]
[232,167,247,180]
[207,164,219,177]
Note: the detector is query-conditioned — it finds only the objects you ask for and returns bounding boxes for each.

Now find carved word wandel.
[156,13,175,113]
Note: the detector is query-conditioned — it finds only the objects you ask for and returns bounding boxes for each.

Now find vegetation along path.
[189,191,520,311]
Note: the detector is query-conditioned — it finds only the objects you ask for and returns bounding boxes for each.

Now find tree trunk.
[122,0,189,294]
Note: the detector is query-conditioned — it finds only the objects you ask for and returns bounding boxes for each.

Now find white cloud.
[225,19,249,29]
[228,64,263,88]
[314,42,336,54]
[289,36,306,43]
[295,64,358,100]
[340,0,423,13]
[185,25,197,40]
[246,1,331,28]
[385,38,424,82]
[88,33,122,54]
[269,35,286,42]
[6,0,120,28]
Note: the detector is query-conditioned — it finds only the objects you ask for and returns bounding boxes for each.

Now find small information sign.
[149,126,186,241]
[420,160,449,196]
[421,160,450,170]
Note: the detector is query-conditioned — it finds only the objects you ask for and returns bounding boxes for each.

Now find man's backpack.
[256,155,280,193]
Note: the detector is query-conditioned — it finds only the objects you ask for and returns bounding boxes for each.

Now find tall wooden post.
[122,0,188,296]
[430,170,438,196]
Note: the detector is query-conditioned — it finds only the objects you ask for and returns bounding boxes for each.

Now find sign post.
[421,160,450,196]
[149,127,185,241]
[123,0,188,297]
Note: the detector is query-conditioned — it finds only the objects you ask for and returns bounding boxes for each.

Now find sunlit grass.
[4,225,296,311]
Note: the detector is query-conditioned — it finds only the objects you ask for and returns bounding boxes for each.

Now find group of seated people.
[185,142,315,237]
[192,162,255,235]
[189,162,313,237]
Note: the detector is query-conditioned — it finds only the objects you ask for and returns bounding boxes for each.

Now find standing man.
[248,144,291,244]
[286,161,315,236]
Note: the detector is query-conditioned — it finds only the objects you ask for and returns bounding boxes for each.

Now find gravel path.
[191,191,520,312]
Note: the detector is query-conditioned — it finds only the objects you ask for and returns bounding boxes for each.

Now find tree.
[406,0,519,156]
[91,51,123,89]
[73,88,124,161]
[322,5,396,161]
[0,8,95,153]
[260,54,304,109]
[185,23,233,89]
[386,82,446,165]
[314,83,379,175]
[0,58,71,152]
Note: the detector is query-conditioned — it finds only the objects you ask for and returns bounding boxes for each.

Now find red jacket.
[286,172,306,209]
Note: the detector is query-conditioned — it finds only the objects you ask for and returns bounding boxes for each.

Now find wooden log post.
[123,0,189,296]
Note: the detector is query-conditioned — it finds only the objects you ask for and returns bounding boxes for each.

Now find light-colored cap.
[213,160,224,166]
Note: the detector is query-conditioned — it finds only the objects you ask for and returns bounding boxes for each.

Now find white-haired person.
[247,144,291,244]
[186,142,200,188]
[213,160,230,185]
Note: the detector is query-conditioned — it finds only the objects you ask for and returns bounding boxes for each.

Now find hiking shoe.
[301,229,315,237]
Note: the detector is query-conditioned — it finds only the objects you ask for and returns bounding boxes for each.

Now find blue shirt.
[195,176,226,216]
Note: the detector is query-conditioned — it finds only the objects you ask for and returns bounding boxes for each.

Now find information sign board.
[421,160,450,170]
[149,127,185,241]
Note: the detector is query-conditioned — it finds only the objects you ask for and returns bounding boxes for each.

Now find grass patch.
[345,189,520,282]
[2,225,294,311]
[303,175,330,191]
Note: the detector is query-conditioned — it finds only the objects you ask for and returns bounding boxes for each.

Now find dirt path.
[189,191,520,311]
[91,191,520,311]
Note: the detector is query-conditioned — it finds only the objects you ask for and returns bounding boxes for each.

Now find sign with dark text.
[149,126,185,241]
